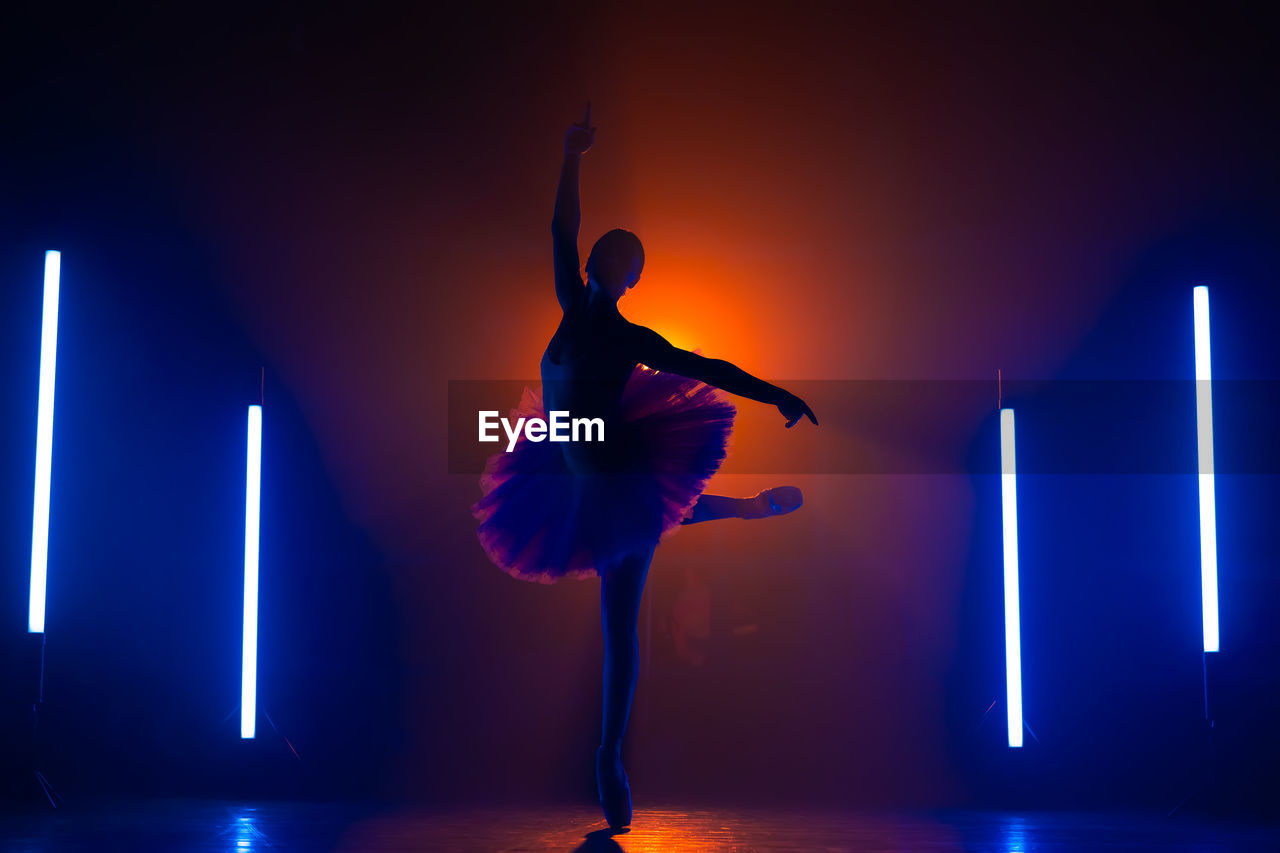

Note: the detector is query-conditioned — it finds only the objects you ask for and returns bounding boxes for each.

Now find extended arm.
[552,153,584,310]
[552,105,596,311]
[630,325,819,427]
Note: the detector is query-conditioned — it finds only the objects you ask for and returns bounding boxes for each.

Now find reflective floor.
[1,800,1277,852]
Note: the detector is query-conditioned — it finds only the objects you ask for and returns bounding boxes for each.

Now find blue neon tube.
[1192,286,1219,654]
[242,405,263,738]
[1000,407,1024,748]
[29,250,61,635]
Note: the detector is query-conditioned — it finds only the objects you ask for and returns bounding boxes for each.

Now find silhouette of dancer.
[473,104,817,830]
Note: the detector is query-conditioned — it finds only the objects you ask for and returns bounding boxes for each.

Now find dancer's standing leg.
[597,544,654,828]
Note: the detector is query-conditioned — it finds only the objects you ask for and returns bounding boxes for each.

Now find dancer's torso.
[541,296,639,473]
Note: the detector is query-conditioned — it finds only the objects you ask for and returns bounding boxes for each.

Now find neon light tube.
[242,404,263,738]
[1000,407,1024,748]
[29,250,61,634]
[1193,286,1219,653]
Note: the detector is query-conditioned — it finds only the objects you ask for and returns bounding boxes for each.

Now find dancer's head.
[586,229,644,300]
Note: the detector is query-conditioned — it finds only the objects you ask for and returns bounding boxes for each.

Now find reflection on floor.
[2,800,1277,852]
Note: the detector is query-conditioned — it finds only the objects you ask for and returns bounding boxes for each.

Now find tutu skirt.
[473,366,735,582]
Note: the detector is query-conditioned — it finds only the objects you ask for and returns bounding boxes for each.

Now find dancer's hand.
[778,391,818,428]
[564,102,596,155]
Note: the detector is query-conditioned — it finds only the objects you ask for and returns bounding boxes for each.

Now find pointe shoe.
[744,486,804,519]
[596,745,632,830]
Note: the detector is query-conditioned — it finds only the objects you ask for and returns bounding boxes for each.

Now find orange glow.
[623,251,761,369]
[338,807,967,851]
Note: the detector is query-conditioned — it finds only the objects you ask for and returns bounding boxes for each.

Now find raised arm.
[552,104,596,311]
[629,325,819,428]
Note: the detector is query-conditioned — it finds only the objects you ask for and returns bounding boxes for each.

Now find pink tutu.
[473,366,736,582]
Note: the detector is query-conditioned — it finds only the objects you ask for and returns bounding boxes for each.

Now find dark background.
[2,1,1277,814]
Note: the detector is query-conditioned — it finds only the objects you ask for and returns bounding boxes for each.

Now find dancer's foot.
[596,745,632,830]
[742,486,804,519]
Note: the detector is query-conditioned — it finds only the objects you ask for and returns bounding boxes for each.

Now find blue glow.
[1000,408,1024,748]
[229,809,261,851]
[999,815,1029,853]
[242,405,263,739]
[1193,285,1219,653]
[29,250,61,635]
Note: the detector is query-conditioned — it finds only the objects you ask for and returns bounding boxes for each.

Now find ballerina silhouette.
[473,104,817,830]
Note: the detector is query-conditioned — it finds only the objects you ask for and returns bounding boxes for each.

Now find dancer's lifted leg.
[682,487,804,524]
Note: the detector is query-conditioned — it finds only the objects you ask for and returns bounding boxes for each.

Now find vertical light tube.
[29,250,61,634]
[1193,286,1219,654]
[241,405,263,739]
[1000,407,1024,748]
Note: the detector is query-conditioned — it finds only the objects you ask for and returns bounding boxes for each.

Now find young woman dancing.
[473,105,818,830]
